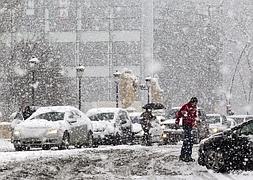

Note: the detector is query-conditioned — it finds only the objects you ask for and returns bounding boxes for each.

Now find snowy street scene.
[1,139,253,180]
[0,0,253,179]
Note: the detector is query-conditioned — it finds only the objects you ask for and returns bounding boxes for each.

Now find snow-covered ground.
[0,139,253,179]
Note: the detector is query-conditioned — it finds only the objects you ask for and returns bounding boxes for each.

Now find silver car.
[12,106,94,151]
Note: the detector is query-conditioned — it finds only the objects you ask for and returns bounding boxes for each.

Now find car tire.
[74,144,82,148]
[42,145,51,150]
[198,154,205,166]
[58,132,70,150]
[85,131,94,148]
[113,133,121,146]
[14,145,22,151]
[205,149,226,172]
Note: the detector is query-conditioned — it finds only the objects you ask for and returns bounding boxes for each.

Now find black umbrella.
[142,102,165,110]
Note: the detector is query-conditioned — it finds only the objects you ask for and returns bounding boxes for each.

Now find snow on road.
[0,139,253,179]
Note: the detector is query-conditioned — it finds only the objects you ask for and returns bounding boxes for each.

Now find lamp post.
[76,65,85,110]
[29,57,39,106]
[113,70,121,108]
[145,77,152,104]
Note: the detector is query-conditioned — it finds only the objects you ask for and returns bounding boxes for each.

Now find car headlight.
[47,129,58,135]
[161,125,166,129]
[211,128,218,133]
[13,130,21,136]
[162,133,167,138]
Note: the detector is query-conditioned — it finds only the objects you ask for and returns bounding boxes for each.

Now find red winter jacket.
[175,102,197,128]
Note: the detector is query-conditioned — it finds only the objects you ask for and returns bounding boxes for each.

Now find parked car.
[227,115,253,124]
[164,107,209,144]
[198,119,253,172]
[129,112,144,144]
[160,118,183,145]
[12,106,94,151]
[86,108,133,145]
[206,114,228,134]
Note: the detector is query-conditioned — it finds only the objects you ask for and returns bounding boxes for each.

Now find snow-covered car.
[227,115,253,124]
[206,114,228,134]
[12,106,94,151]
[129,112,144,144]
[165,107,209,144]
[198,119,253,172]
[160,119,183,145]
[86,108,133,145]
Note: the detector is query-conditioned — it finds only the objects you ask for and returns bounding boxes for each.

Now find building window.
[58,0,70,18]
[26,0,35,16]
[59,8,68,18]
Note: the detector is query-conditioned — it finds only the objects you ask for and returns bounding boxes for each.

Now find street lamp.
[29,57,39,106]
[113,70,121,108]
[76,65,85,110]
[145,77,152,104]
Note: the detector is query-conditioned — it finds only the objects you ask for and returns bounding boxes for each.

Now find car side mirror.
[67,119,77,124]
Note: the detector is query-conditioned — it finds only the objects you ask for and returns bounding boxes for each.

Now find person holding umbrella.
[140,107,155,146]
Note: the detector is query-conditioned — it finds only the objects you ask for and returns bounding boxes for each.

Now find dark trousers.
[142,126,151,145]
[180,125,193,159]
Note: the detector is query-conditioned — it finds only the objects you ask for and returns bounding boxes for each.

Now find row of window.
[0,17,141,32]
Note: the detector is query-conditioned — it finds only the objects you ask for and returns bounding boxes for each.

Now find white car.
[160,119,184,145]
[206,114,228,134]
[86,108,132,145]
[227,115,253,124]
[12,106,94,151]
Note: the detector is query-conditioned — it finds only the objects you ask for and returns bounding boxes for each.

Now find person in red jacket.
[175,97,198,162]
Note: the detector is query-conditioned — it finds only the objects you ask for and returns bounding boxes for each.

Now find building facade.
[0,0,154,115]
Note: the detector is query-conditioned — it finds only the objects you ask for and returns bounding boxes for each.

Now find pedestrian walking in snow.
[22,106,33,120]
[140,108,154,146]
[175,97,198,162]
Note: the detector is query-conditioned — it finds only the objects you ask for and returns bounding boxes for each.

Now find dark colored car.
[198,119,253,172]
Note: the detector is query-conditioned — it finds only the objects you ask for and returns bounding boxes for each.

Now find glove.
[175,118,180,124]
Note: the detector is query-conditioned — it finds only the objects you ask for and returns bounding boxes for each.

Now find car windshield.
[232,117,244,124]
[206,116,221,124]
[31,112,65,121]
[89,113,114,121]
[166,109,178,119]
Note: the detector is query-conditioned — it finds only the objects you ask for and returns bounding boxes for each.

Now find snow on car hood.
[132,123,143,133]
[16,119,62,130]
[209,123,227,130]
[91,121,113,132]
[161,118,182,125]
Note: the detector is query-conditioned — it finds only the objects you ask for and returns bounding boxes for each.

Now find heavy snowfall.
[0,0,253,179]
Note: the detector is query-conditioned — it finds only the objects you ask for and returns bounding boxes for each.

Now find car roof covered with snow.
[206,113,222,117]
[128,112,142,117]
[86,107,125,117]
[27,106,79,120]
[228,114,253,118]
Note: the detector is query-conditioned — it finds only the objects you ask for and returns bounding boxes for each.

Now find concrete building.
[0,0,154,114]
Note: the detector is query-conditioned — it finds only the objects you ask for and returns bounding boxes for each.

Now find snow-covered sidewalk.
[0,138,253,180]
